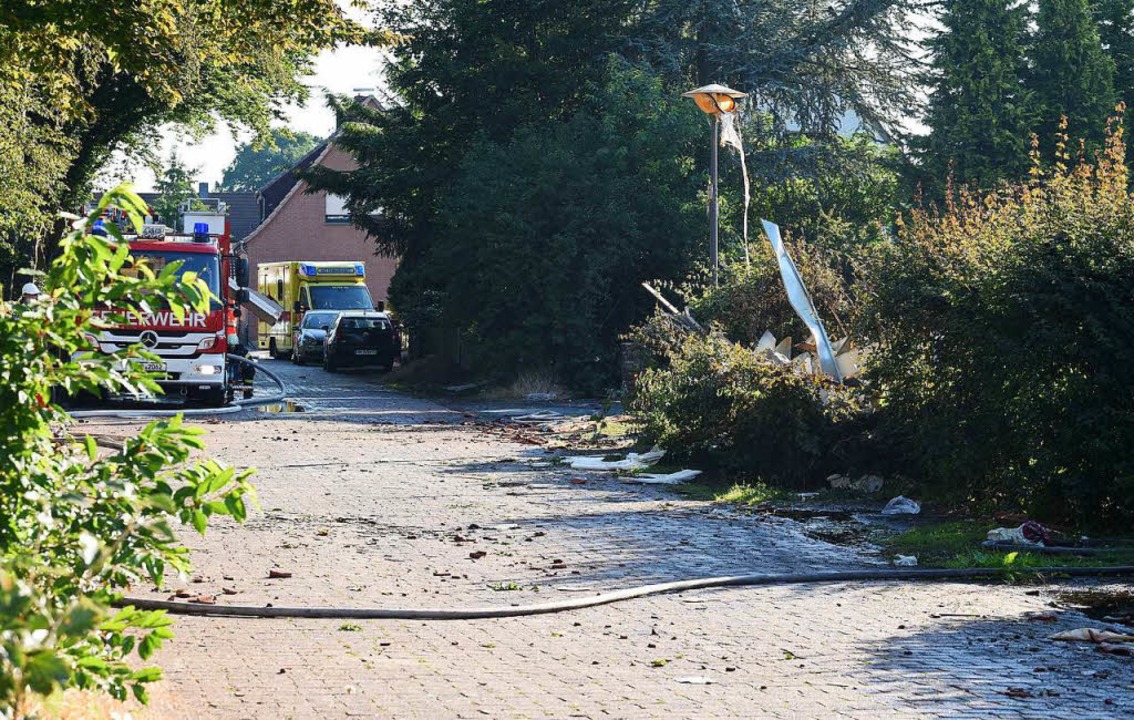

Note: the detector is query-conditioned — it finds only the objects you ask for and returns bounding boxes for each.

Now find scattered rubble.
[827,474,884,492]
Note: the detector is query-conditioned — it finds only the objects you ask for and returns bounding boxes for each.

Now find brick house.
[238,95,397,340]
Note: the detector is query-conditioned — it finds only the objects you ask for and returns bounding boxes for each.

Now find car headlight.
[197,336,217,351]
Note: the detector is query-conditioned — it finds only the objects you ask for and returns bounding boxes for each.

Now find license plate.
[140,362,166,372]
[355,349,378,356]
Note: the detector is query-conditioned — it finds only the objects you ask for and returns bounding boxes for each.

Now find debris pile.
[754,330,862,381]
[563,448,702,485]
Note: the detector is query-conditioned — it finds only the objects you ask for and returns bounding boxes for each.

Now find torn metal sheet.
[760,220,843,381]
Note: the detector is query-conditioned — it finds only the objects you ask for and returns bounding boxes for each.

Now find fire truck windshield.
[308,285,374,310]
[127,251,221,306]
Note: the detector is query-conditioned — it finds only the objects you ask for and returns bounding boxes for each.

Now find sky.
[120,43,388,193]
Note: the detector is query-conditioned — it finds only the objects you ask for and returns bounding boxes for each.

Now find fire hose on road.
[118,566,1134,621]
[68,354,287,419]
[63,367,1134,621]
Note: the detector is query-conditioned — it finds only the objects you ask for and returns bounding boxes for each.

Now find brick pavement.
[80,361,1134,719]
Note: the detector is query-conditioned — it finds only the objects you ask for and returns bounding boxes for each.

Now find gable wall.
[244,145,397,339]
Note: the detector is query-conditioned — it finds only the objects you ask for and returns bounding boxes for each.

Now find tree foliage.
[413,63,705,389]
[218,130,323,192]
[918,0,1036,191]
[1028,0,1116,150]
[151,153,198,231]
[0,186,254,709]
[0,0,377,285]
[631,0,918,136]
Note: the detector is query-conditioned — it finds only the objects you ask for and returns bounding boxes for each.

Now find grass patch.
[943,549,1134,569]
[593,415,639,439]
[882,520,1134,568]
[677,480,787,506]
[882,520,988,563]
[716,482,787,506]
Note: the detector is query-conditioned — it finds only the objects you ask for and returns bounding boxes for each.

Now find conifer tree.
[920,0,1035,190]
[1096,0,1134,107]
[1029,0,1116,149]
[1095,0,1134,164]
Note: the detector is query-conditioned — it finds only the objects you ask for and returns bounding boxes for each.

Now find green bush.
[862,126,1134,526]
[691,242,858,350]
[631,333,862,487]
[0,187,254,711]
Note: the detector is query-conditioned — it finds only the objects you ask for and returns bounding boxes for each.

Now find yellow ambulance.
[257,261,374,358]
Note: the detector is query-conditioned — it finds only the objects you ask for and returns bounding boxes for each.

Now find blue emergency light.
[193,222,210,243]
[91,219,108,237]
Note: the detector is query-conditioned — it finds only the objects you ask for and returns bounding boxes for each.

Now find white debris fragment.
[675,676,715,685]
[565,448,666,472]
[881,495,921,515]
[626,469,702,485]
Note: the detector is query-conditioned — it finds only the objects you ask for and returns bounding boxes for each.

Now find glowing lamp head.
[683,84,747,115]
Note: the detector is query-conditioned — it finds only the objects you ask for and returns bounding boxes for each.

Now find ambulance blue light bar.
[298,263,365,277]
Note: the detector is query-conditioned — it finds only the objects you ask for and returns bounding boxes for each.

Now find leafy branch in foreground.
[0,185,254,716]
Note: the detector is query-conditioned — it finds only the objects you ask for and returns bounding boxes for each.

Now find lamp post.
[683,84,747,287]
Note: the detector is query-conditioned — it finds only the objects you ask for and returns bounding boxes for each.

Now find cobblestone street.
[81,361,1134,719]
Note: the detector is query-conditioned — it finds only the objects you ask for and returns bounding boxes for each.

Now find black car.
[323,311,398,372]
[292,310,340,365]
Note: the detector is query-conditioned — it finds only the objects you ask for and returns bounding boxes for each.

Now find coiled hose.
[119,565,1134,620]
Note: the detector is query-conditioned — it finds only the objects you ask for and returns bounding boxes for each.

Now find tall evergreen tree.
[1029,0,1116,149]
[1095,0,1134,164]
[919,0,1035,190]
[1096,0,1134,101]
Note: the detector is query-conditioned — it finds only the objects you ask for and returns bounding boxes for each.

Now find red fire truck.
[84,203,251,406]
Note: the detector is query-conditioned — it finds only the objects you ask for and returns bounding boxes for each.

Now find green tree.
[304,0,638,374]
[1095,0,1134,164]
[1028,0,1116,150]
[0,0,378,277]
[1097,0,1134,103]
[631,0,917,136]
[151,153,198,232]
[917,0,1036,191]
[412,62,704,389]
[219,130,322,192]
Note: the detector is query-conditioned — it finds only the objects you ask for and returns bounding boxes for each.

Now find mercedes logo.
[140,330,160,349]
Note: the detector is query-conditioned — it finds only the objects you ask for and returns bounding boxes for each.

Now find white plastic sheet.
[565,448,666,472]
[627,469,702,485]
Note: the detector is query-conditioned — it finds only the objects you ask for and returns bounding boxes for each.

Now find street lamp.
[683,84,747,286]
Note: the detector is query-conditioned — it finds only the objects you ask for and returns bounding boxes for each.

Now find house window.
[325,193,350,224]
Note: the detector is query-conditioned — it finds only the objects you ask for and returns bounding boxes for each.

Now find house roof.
[137,190,260,243]
[255,139,331,220]
[254,95,386,221]
[241,141,337,248]
[241,94,387,249]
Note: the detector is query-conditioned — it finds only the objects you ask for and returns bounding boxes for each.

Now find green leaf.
[26,650,70,694]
